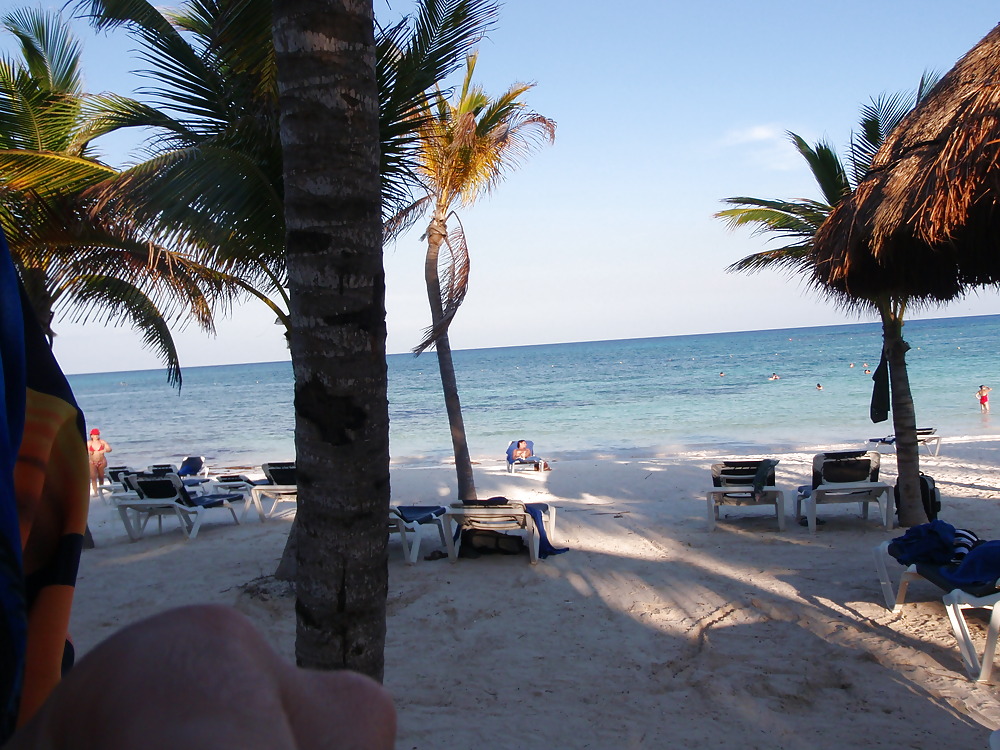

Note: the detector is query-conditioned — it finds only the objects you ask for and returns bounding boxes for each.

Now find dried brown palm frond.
[413,211,469,354]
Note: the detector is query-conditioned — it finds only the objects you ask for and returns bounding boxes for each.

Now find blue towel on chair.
[395,505,445,524]
[936,540,1000,589]
[525,503,568,559]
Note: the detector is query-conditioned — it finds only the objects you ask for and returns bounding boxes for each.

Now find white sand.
[74,439,1000,748]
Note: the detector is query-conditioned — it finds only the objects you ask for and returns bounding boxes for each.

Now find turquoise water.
[66,314,1000,470]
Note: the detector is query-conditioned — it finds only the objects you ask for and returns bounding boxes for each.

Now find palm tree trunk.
[434,331,477,499]
[273,0,389,682]
[424,215,477,500]
[882,315,927,527]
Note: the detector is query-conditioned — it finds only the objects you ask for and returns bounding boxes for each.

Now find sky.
[7,1,1000,375]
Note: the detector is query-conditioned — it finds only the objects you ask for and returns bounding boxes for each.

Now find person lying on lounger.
[512,440,551,471]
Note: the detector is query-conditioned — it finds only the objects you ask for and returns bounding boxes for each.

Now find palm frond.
[414,212,470,354]
[383,194,432,243]
[56,274,184,386]
[788,132,850,208]
[2,8,83,93]
[0,150,116,194]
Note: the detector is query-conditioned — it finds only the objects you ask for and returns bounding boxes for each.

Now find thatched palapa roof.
[814,22,1000,301]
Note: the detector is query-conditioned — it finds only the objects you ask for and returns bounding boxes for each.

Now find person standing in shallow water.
[87,428,112,495]
[977,385,992,413]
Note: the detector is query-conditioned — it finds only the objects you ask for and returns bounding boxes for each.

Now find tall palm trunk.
[273,0,389,681]
[882,313,926,527]
[425,213,477,500]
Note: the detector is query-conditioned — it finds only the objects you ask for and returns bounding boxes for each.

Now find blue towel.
[525,503,568,559]
[395,505,445,524]
[937,540,1000,589]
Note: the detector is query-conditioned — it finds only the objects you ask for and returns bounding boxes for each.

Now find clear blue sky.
[8,1,1000,374]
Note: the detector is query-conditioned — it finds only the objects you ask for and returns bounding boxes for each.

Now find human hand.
[7,605,395,750]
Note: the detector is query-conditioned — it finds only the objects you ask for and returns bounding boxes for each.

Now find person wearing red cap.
[87,429,112,496]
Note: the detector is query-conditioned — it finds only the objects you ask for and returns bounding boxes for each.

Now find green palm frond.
[848,73,941,185]
[726,245,815,275]
[2,8,82,93]
[84,144,283,268]
[715,197,831,239]
[0,150,116,194]
[788,133,850,208]
[57,274,184,386]
[73,0,232,129]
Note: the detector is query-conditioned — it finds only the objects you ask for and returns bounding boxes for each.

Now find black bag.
[894,472,941,521]
[459,529,525,556]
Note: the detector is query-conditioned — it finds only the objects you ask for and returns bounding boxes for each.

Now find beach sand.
[75,439,1000,748]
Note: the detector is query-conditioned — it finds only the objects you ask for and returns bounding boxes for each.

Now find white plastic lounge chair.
[388,505,447,564]
[705,459,786,531]
[795,450,891,533]
[443,501,557,564]
[875,537,1000,681]
[249,462,297,519]
[118,473,240,541]
[868,427,942,456]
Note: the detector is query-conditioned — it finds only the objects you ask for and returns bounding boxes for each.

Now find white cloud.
[718,124,785,147]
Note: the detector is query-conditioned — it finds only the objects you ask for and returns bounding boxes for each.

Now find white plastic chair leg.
[943,590,1000,681]
[527,519,539,564]
[434,518,448,547]
[873,541,920,612]
[774,493,786,531]
[404,526,421,564]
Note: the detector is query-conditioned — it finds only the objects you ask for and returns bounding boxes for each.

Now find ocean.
[67,314,1000,472]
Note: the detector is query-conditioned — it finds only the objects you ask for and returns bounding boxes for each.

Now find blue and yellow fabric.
[0,227,89,742]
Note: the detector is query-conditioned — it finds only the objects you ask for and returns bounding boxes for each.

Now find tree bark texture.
[272,0,389,681]
[882,317,927,527]
[424,213,477,500]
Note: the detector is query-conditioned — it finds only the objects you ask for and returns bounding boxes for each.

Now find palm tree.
[272,0,387,681]
[389,53,555,500]
[68,0,500,338]
[716,82,936,526]
[0,8,222,385]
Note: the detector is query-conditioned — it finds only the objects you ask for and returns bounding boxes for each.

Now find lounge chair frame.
[443,503,558,564]
[796,451,892,533]
[705,460,786,531]
[118,473,239,541]
[389,506,447,564]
